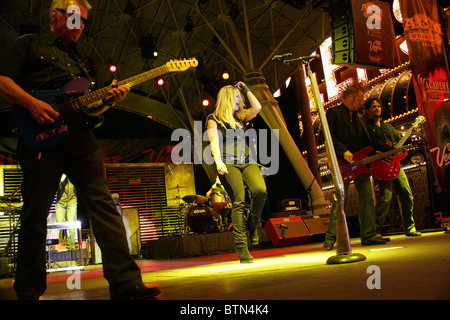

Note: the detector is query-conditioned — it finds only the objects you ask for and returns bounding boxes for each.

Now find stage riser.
[145,224,326,260]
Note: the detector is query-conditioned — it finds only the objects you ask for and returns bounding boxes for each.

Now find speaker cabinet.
[302,214,329,234]
[330,0,396,68]
[265,216,310,247]
[302,214,329,242]
[276,199,302,212]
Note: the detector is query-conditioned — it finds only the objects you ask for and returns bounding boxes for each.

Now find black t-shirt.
[206,113,252,163]
[0,30,99,154]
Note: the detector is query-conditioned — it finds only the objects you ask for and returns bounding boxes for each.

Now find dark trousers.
[325,173,378,245]
[219,163,267,249]
[14,146,142,298]
[375,169,416,234]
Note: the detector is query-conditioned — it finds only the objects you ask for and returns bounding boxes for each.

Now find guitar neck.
[394,126,414,148]
[360,146,407,165]
[75,65,170,106]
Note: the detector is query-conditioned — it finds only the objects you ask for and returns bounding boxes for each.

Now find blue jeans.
[325,174,378,244]
[375,169,416,234]
[219,163,267,249]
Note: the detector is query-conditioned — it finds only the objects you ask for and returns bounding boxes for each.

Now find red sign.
[399,0,450,193]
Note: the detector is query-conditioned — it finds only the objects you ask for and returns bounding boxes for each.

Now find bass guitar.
[13,58,198,151]
[338,115,426,183]
[370,115,425,180]
[338,146,409,183]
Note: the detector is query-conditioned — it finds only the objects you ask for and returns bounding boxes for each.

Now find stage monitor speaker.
[302,214,329,234]
[264,216,310,247]
[330,0,396,68]
[271,210,307,218]
[302,214,329,242]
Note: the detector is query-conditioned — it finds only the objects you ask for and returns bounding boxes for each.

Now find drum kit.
[170,186,232,236]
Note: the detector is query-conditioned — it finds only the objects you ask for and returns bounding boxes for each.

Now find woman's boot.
[236,246,253,263]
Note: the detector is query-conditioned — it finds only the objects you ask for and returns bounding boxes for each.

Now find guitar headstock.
[413,115,426,127]
[166,58,198,72]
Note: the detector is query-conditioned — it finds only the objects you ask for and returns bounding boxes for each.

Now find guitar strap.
[74,51,95,91]
[357,112,373,144]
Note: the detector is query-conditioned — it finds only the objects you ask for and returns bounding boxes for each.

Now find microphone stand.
[283,56,366,264]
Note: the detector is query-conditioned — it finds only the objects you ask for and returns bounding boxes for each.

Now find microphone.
[444,98,450,102]
[272,53,320,62]
[272,53,292,61]
[295,54,320,61]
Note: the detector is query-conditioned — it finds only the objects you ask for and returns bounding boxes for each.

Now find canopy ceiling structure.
[1,0,330,115]
[0,0,332,206]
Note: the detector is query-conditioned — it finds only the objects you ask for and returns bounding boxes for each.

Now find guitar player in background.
[364,98,421,238]
[0,0,160,299]
[323,84,388,251]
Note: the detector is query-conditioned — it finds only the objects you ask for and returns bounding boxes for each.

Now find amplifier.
[276,199,302,212]
[264,216,310,247]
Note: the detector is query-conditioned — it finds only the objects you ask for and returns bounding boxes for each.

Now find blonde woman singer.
[206,82,267,263]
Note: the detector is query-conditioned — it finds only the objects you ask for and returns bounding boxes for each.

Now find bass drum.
[186,205,222,234]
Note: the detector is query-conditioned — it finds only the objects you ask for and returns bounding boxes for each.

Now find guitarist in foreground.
[0,0,160,300]
[323,84,388,250]
[364,98,421,238]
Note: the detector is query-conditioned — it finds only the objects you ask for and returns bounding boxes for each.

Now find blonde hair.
[213,85,245,129]
[50,0,92,11]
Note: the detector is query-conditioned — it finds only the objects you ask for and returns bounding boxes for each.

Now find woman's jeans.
[219,163,267,249]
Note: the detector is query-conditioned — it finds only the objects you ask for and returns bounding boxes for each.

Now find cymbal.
[182,195,208,204]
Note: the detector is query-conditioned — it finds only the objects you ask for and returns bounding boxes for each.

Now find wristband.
[240,85,250,96]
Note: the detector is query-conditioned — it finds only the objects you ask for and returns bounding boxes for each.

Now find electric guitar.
[338,115,426,183]
[370,115,426,180]
[13,58,198,151]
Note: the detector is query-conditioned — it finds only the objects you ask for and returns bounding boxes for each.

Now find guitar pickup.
[35,124,68,141]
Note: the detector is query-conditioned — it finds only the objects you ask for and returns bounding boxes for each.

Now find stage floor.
[0,230,449,303]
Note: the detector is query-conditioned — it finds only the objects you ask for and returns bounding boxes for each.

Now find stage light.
[108,61,118,73]
[157,78,165,86]
[222,70,230,80]
[202,98,210,107]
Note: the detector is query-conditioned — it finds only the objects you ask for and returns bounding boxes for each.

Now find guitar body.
[370,152,407,181]
[13,78,104,151]
[338,146,374,184]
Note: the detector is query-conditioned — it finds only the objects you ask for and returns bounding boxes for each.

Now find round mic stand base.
[326,252,366,265]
